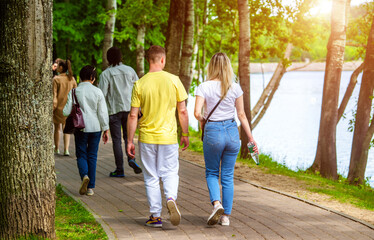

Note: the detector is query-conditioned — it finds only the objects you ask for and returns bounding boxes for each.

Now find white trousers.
[139,142,179,217]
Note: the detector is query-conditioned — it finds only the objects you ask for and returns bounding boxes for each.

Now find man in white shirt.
[99,47,142,177]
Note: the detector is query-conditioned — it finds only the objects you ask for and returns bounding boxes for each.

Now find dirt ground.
[179,149,374,225]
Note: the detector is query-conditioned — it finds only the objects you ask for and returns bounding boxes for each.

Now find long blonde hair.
[206,52,234,99]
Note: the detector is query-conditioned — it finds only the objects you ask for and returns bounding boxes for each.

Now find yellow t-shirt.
[131,71,188,144]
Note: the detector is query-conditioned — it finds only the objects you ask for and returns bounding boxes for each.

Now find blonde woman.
[194,52,258,226]
[53,58,77,155]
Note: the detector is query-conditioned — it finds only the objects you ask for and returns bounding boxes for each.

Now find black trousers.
[109,111,132,173]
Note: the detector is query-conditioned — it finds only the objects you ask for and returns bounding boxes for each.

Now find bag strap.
[72,88,80,107]
[205,98,223,122]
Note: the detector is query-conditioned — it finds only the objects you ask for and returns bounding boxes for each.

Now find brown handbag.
[63,88,85,134]
[201,99,223,141]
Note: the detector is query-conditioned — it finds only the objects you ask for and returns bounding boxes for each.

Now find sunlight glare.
[310,0,333,15]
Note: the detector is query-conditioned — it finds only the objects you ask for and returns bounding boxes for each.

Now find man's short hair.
[146,45,165,63]
[107,47,122,66]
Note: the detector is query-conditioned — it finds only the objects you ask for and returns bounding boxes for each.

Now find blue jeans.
[203,119,240,215]
[74,131,102,189]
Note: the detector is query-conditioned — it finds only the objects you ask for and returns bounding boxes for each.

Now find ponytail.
[56,58,74,81]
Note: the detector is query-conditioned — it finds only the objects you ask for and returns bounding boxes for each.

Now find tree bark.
[102,0,117,70]
[238,0,251,158]
[251,43,293,123]
[347,16,374,185]
[136,23,146,78]
[0,0,55,239]
[337,63,364,121]
[179,0,195,93]
[311,0,348,179]
[165,0,186,75]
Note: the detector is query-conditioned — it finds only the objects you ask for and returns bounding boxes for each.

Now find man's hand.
[102,130,109,144]
[180,136,189,151]
[127,142,136,158]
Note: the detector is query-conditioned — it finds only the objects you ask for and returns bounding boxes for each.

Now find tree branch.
[346,42,366,48]
[251,43,293,119]
[252,68,284,129]
[337,62,364,122]
[286,58,325,72]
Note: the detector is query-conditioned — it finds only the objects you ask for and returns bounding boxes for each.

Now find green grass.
[187,126,204,153]
[187,127,374,211]
[239,154,374,211]
[55,184,108,240]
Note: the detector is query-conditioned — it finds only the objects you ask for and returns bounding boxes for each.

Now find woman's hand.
[102,130,109,144]
[248,140,259,154]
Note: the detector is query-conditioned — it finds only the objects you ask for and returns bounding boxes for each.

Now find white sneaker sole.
[207,206,224,225]
[79,176,90,195]
[167,200,181,226]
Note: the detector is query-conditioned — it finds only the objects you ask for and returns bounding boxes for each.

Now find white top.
[63,82,109,133]
[98,63,138,115]
[195,81,243,121]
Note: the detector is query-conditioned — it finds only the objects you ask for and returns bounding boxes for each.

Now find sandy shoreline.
[251,61,363,73]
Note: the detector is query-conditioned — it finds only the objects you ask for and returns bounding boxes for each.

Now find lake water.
[187,71,374,187]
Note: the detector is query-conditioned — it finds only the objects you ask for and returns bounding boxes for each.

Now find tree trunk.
[347,16,374,185]
[165,0,186,75]
[136,23,146,78]
[0,0,55,239]
[251,43,293,124]
[238,0,251,158]
[102,0,117,70]
[311,0,348,179]
[179,0,195,93]
[337,63,364,121]
[201,0,208,82]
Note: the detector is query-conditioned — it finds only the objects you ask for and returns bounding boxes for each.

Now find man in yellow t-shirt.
[127,45,189,228]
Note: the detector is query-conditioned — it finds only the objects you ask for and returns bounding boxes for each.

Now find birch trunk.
[0,0,56,238]
[311,0,348,179]
[237,0,251,158]
[348,16,374,185]
[102,0,117,70]
[136,23,146,78]
[180,0,194,93]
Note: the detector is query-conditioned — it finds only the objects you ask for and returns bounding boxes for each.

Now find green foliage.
[187,126,204,153]
[115,0,169,69]
[53,0,106,76]
[347,2,374,59]
[55,184,108,240]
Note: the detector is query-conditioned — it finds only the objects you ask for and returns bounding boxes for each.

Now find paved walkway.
[55,137,374,240]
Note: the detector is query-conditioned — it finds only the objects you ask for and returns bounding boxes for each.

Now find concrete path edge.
[180,157,374,231]
[59,185,117,240]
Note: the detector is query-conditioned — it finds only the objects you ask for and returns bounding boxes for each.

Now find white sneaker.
[86,188,94,196]
[207,203,224,225]
[219,215,230,226]
[166,197,181,226]
[79,175,89,195]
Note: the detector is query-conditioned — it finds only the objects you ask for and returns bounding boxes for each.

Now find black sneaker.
[128,159,142,174]
[109,171,125,178]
